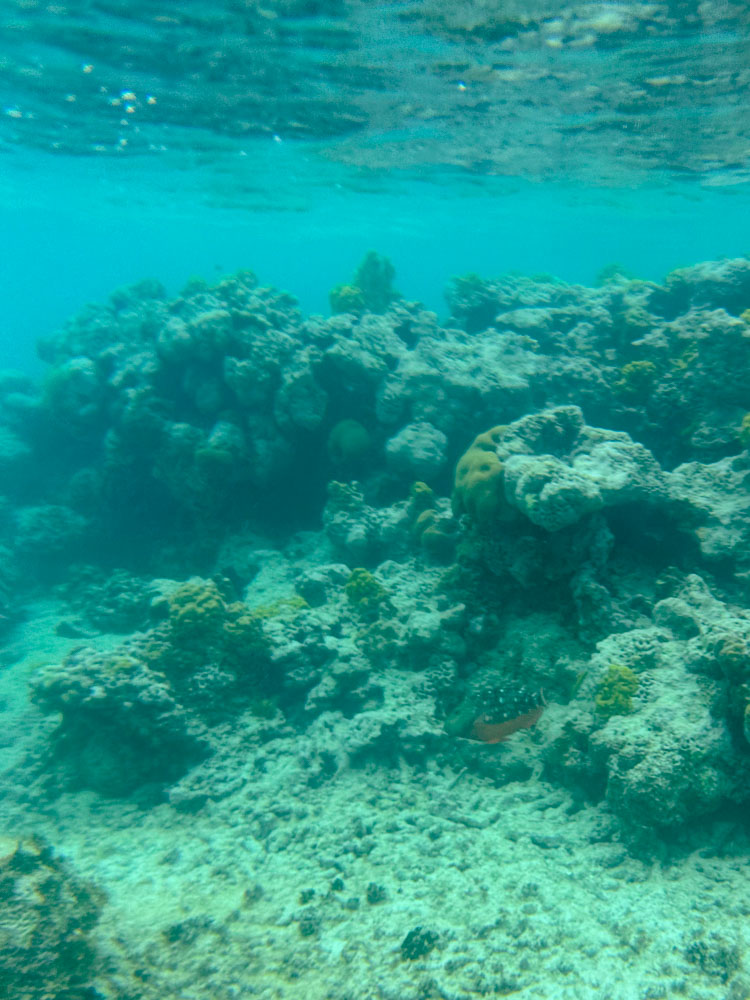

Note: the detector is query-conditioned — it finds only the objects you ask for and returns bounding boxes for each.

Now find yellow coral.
[168,579,224,637]
[409,481,436,516]
[595,663,639,717]
[614,360,658,399]
[412,507,438,539]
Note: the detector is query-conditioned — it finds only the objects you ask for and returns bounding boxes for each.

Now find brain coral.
[451,426,510,524]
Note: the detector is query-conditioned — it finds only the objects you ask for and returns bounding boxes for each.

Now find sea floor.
[2,603,750,1000]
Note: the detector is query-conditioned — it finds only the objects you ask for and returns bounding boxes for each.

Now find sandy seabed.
[2,603,748,1000]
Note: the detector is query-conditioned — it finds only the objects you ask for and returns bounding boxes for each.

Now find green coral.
[716,635,750,680]
[168,578,225,638]
[715,636,750,726]
[595,663,639,717]
[248,595,309,620]
[248,696,279,719]
[345,568,388,615]
[31,577,280,793]
[42,358,102,435]
[222,602,272,664]
[669,344,699,377]
[329,284,366,315]
[744,703,750,746]
[406,482,456,561]
[739,413,750,450]
[446,272,499,333]
[327,419,372,465]
[450,272,489,298]
[329,251,399,315]
[180,275,209,296]
[595,262,637,285]
[353,251,398,313]
[162,577,272,692]
[614,360,658,400]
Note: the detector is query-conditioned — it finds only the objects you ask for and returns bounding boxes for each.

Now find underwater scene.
[4,2,750,998]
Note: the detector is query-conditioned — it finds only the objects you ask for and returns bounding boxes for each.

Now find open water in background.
[2,0,750,370]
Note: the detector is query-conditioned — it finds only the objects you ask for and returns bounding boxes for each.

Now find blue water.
[4,152,750,373]
[3,0,750,372]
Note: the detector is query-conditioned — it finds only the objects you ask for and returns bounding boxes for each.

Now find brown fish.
[469,698,545,744]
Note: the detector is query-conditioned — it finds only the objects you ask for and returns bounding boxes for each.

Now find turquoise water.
[5,156,750,373]
[4,4,750,999]
[3,0,750,372]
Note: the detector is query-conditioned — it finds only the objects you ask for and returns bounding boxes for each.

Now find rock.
[385,421,448,481]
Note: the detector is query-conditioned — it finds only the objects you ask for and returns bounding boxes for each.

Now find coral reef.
[7,253,750,849]
[344,568,389,615]
[30,577,275,795]
[0,837,105,998]
[14,504,90,578]
[329,283,366,316]
[31,643,210,795]
[57,566,157,633]
[544,575,750,843]
[3,254,750,583]
[330,252,399,316]
[8,256,750,1000]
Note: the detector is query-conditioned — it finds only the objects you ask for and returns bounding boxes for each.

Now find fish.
[469,691,546,744]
